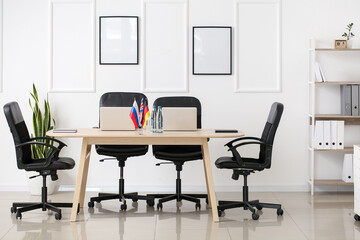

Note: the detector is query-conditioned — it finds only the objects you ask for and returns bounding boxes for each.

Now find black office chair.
[215,102,284,220]
[88,92,155,211]
[3,101,76,220]
[150,96,208,210]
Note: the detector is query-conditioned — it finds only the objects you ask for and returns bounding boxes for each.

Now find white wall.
[0,0,359,192]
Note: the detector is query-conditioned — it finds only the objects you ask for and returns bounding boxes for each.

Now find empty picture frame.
[99,16,138,64]
[193,26,232,75]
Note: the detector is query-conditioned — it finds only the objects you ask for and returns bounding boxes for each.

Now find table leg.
[79,144,92,207]
[70,138,91,222]
[201,138,219,222]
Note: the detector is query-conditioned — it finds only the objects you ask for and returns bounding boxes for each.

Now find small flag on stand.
[142,104,150,128]
[139,98,144,124]
[129,99,140,129]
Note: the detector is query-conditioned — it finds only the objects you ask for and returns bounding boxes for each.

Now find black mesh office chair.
[4,101,76,220]
[216,102,284,220]
[88,92,155,211]
[150,96,207,210]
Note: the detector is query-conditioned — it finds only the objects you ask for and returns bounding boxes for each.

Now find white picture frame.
[100,16,138,65]
[192,26,232,75]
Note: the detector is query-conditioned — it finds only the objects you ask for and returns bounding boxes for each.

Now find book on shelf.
[314,62,327,82]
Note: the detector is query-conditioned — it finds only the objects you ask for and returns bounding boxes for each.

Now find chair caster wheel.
[121,204,127,211]
[252,213,259,220]
[256,205,263,210]
[157,203,163,210]
[55,213,62,220]
[355,214,360,221]
[147,199,155,207]
[277,208,284,216]
[218,210,224,217]
[195,202,201,210]
[10,206,17,214]
[132,199,138,203]
[88,201,94,208]
[16,212,22,220]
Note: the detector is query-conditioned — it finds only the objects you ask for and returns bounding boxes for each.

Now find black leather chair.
[4,101,76,220]
[150,96,207,210]
[215,102,284,220]
[88,92,155,211]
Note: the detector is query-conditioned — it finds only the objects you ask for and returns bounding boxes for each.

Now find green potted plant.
[342,22,355,48]
[28,83,57,195]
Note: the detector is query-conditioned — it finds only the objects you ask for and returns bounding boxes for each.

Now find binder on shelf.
[330,121,338,149]
[341,85,352,116]
[323,121,331,149]
[342,154,353,183]
[337,120,344,150]
[314,120,324,149]
[352,85,359,116]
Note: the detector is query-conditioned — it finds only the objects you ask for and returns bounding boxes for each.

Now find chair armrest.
[225,137,262,148]
[228,140,269,167]
[16,141,61,168]
[30,136,67,149]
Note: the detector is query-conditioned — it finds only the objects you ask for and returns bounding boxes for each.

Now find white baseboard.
[0,184,353,193]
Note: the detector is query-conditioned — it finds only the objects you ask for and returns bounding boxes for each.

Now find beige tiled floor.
[0,191,359,240]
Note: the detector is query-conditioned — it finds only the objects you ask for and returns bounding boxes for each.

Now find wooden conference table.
[47,128,244,222]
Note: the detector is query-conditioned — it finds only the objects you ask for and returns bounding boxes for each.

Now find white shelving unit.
[354,145,360,221]
[308,39,360,195]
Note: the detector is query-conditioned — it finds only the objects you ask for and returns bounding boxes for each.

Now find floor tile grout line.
[0,224,15,240]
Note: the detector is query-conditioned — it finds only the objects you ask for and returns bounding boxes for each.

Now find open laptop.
[162,107,197,131]
[100,107,135,131]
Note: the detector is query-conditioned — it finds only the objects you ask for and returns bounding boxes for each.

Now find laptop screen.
[162,107,197,131]
[100,107,135,131]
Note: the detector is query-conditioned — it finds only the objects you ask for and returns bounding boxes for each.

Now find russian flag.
[129,99,140,128]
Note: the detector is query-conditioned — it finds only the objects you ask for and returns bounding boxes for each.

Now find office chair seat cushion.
[27,157,75,171]
[153,145,202,161]
[215,156,265,171]
[95,145,148,158]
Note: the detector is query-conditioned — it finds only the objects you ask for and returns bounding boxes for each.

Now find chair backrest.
[3,102,32,168]
[96,92,149,159]
[99,92,148,126]
[153,96,201,128]
[259,102,284,168]
[152,96,202,159]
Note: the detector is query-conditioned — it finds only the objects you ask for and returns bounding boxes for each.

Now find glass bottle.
[157,106,163,133]
[151,106,157,133]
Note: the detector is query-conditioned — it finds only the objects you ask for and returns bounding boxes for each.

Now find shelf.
[315,48,360,51]
[315,81,360,85]
[313,147,353,152]
[310,114,360,125]
[314,179,354,186]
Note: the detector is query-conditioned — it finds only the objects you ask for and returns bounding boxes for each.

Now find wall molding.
[49,0,95,93]
[234,0,282,93]
[141,0,189,93]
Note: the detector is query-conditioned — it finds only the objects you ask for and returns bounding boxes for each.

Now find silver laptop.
[100,107,135,131]
[162,107,197,131]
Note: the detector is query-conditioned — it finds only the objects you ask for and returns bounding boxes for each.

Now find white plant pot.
[347,39,353,48]
[26,173,57,195]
